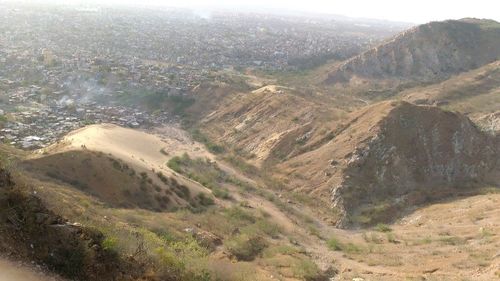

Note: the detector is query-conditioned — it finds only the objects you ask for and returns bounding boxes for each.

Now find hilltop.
[324,19,500,89]
[279,101,499,226]
[21,124,214,211]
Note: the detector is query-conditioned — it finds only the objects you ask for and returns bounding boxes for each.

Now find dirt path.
[0,258,62,281]
[39,123,498,280]
[215,157,401,279]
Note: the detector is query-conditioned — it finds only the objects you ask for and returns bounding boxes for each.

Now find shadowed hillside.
[278,101,500,226]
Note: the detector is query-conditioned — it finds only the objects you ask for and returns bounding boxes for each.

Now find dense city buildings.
[0,2,408,149]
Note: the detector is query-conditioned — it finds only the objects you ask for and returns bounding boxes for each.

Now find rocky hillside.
[476,111,500,135]
[280,101,499,227]
[199,85,349,167]
[325,19,500,85]
[401,60,500,116]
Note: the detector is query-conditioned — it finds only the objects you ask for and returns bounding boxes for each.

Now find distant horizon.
[2,0,499,24]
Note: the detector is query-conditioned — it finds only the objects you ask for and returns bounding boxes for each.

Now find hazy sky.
[8,0,500,23]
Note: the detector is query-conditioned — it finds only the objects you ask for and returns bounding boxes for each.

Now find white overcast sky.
[7,0,500,23]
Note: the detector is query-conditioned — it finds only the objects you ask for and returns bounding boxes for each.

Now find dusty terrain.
[1,16,499,281]
[0,258,64,281]
[22,124,216,210]
[323,192,500,280]
[7,120,497,281]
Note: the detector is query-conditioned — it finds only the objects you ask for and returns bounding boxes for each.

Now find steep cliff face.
[325,19,500,84]
[281,101,499,227]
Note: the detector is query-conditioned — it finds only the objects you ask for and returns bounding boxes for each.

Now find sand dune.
[44,124,208,178]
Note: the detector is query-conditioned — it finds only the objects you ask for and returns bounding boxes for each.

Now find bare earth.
[0,258,63,281]
[32,124,500,280]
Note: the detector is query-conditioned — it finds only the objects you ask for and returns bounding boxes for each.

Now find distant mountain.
[325,19,500,85]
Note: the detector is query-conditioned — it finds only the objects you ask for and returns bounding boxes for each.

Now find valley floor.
[3,123,499,281]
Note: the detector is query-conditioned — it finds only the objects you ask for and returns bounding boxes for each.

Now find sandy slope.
[52,124,207,175]
[27,124,218,209]
[45,124,210,186]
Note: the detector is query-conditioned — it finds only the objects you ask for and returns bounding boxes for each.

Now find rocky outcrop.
[281,101,499,227]
[475,111,500,136]
[332,102,498,226]
[325,19,500,84]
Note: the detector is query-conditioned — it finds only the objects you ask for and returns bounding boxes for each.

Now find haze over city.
[5,0,500,23]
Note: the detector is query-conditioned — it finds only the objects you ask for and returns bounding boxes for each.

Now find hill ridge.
[325,19,500,85]
[279,101,499,226]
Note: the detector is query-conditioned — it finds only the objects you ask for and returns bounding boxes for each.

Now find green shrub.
[327,236,362,254]
[195,193,215,206]
[102,236,118,251]
[190,129,225,154]
[262,245,299,258]
[375,223,392,233]
[293,259,322,281]
[254,219,281,237]
[327,237,342,251]
[167,156,183,173]
[224,206,256,223]
[225,234,268,261]
[212,188,231,199]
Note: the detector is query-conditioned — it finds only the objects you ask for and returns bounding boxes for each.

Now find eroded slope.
[281,101,499,226]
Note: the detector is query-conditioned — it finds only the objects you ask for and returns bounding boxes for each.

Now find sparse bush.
[222,155,259,176]
[439,236,466,246]
[386,233,397,243]
[375,223,392,232]
[327,237,342,251]
[293,259,322,281]
[195,193,215,206]
[262,245,299,258]
[308,225,322,238]
[109,158,122,170]
[156,171,169,184]
[253,219,281,238]
[159,148,169,156]
[173,184,191,199]
[102,236,118,251]
[327,236,362,254]
[212,188,231,199]
[167,156,183,173]
[224,206,256,223]
[226,233,267,261]
[139,172,148,181]
[190,129,225,154]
